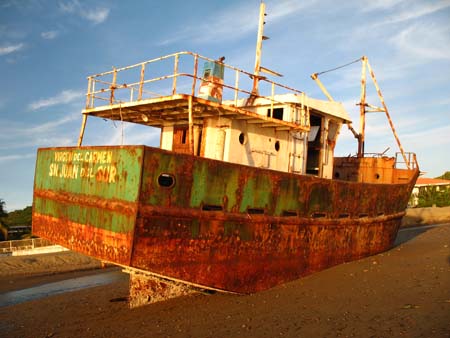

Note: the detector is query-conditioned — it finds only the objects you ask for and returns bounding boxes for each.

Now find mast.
[251,1,267,96]
[358,56,367,157]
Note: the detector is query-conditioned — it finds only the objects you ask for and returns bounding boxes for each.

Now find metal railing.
[395,152,418,170]
[84,51,305,114]
[0,238,53,254]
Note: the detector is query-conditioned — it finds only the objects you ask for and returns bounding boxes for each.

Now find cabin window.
[267,107,284,120]
[158,173,175,188]
[239,132,247,145]
[274,140,280,152]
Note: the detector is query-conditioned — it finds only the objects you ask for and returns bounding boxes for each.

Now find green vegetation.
[415,172,450,208]
[436,171,450,180]
[6,206,32,227]
[0,199,33,241]
[416,187,450,208]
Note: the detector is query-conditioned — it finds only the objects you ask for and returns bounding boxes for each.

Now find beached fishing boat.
[32,3,419,306]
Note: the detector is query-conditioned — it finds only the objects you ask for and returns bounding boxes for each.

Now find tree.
[436,171,450,180]
[0,198,8,241]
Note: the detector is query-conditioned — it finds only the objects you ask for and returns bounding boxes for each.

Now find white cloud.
[59,0,77,13]
[0,153,35,163]
[41,30,59,40]
[0,111,80,151]
[160,0,317,45]
[360,0,405,11]
[376,1,450,26]
[80,7,109,24]
[0,43,24,56]
[28,89,83,110]
[59,0,110,24]
[29,111,80,134]
[390,24,450,61]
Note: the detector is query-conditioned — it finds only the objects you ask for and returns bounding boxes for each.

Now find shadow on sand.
[394,224,439,246]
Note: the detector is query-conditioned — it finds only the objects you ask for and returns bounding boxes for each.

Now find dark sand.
[1,224,449,338]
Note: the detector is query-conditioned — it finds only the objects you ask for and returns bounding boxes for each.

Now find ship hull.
[33,145,418,293]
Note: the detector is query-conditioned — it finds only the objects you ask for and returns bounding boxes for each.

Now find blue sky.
[1,0,449,211]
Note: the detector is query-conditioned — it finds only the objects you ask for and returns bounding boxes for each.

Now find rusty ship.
[32,3,419,305]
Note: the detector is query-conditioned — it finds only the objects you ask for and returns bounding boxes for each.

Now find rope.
[315,57,363,76]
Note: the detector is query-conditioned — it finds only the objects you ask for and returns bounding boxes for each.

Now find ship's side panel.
[32,146,144,265]
[131,146,417,293]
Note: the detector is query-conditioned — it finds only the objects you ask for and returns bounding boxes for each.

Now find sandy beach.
[0,221,449,338]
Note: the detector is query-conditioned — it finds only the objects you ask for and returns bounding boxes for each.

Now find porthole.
[157,173,175,188]
[375,173,380,180]
[239,132,247,145]
[334,172,340,179]
[274,140,280,152]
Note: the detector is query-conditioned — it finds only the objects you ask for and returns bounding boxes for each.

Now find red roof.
[416,177,450,185]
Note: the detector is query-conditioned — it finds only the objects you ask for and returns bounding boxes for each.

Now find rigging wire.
[315,57,363,76]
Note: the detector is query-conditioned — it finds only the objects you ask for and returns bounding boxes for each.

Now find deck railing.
[0,238,54,254]
[395,152,419,170]
[84,51,304,112]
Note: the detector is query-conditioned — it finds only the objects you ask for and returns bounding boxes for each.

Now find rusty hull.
[32,145,418,294]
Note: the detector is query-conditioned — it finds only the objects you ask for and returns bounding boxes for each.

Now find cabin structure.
[79,52,351,180]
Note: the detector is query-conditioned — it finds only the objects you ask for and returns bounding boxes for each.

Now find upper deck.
[80,51,349,136]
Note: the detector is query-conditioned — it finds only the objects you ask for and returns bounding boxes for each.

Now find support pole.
[138,64,145,100]
[172,54,179,95]
[188,95,194,155]
[110,67,117,105]
[77,114,88,146]
[191,54,198,96]
[85,77,92,109]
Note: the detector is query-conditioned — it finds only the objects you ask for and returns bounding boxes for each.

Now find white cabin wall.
[226,119,296,172]
[160,126,174,150]
[202,117,231,160]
